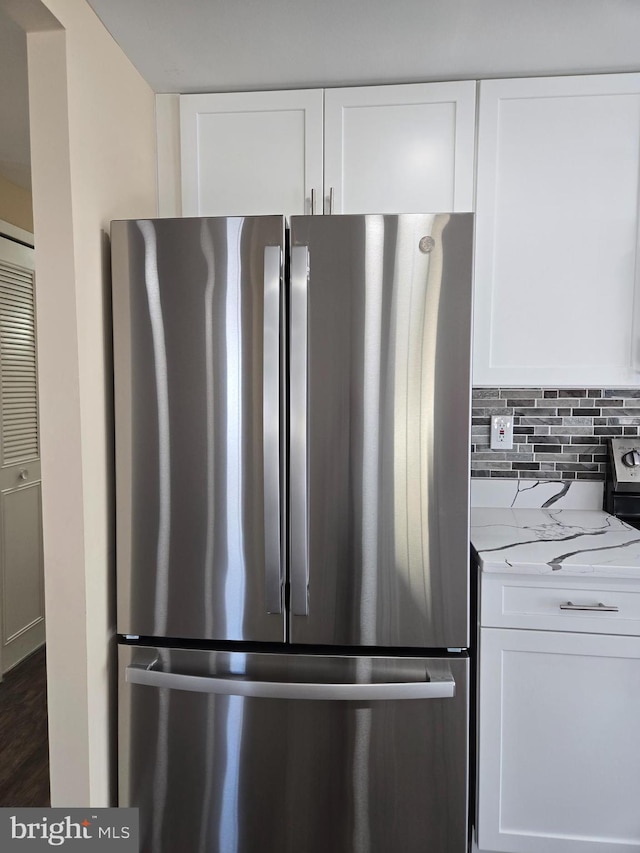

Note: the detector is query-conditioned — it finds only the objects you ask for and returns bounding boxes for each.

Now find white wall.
[0,173,33,232]
[156,94,181,217]
[10,0,157,806]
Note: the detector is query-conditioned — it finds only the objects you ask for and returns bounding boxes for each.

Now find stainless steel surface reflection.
[290,214,473,648]
[119,645,469,853]
[112,217,286,642]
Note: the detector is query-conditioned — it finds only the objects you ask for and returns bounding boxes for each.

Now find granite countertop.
[471,508,640,578]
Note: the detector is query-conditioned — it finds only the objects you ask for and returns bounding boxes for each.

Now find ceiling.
[2,0,640,192]
[85,0,640,93]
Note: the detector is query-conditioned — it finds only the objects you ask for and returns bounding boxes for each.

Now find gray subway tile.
[471,461,513,469]
[472,388,500,398]
[603,389,640,398]
[556,462,599,472]
[536,452,578,462]
[520,417,562,426]
[499,388,543,399]
[536,398,568,408]
[561,416,592,426]
[473,407,510,416]
[550,426,592,435]
[601,408,640,418]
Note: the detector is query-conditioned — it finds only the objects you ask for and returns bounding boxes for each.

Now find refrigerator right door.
[289,214,473,648]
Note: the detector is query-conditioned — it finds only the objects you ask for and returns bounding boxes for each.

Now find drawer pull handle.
[559,601,619,613]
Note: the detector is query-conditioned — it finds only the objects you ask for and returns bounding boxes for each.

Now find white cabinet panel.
[478,627,640,853]
[180,90,324,217]
[474,74,640,387]
[324,82,476,214]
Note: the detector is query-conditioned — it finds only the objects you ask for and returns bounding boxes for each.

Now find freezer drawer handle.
[290,245,310,616]
[559,601,619,613]
[125,665,455,701]
[263,246,283,614]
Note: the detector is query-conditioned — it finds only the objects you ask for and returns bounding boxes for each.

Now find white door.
[324,81,476,214]
[0,234,44,676]
[180,89,324,217]
[477,627,640,853]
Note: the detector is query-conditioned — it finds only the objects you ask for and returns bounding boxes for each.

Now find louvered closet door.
[0,236,44,676]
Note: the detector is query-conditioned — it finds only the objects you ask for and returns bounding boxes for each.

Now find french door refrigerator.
[112,213,473,853]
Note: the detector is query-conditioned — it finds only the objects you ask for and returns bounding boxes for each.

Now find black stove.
[605,437,640,530]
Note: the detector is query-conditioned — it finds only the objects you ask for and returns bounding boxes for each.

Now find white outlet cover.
[490,415,513,450]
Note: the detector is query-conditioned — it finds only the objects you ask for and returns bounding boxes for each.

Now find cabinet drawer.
[480,574,640,635]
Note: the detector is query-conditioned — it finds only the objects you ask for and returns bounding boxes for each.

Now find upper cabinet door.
[180,90,324,217]
[474,74,640,387]
[324,82,476,214]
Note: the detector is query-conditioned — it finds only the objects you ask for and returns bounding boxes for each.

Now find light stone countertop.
[471,508,640,578]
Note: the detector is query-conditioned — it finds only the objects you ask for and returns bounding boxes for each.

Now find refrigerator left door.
[112,216,286,642]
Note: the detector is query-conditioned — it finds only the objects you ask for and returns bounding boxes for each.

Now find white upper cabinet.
[474,73,640,387]
[179,82,476,218]
[324,81,476,214]
[180,90,324,217]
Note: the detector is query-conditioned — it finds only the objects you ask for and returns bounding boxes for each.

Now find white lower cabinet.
[477,625,640,853]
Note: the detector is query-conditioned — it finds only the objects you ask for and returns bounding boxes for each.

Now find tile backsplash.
[471,388,640,480]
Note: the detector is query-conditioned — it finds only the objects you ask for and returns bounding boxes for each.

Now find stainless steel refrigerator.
[113,213,473,853]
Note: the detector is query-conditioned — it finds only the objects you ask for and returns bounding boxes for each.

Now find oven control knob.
[622,449,640,467]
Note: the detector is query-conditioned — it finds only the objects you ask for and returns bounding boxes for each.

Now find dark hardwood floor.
[0,646,50,806]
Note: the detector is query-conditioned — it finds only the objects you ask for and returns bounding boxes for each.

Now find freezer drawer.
[119,645,469,853]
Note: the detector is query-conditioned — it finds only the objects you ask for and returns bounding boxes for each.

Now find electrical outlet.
[490,415,513,450]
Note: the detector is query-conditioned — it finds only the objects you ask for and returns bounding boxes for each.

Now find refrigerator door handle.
[290,245,309,616]
[263,246,283,614]
[126,665,455,701]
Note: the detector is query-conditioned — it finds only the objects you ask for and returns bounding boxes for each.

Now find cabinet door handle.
[310,188,315,215]
[559,601,619,613]
[329,186,334,214]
